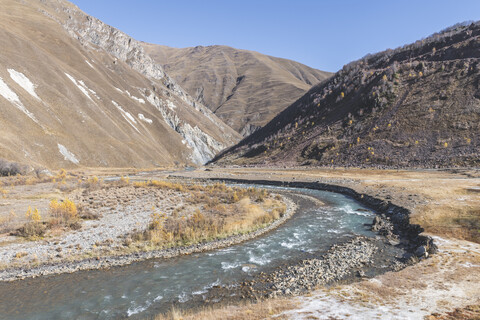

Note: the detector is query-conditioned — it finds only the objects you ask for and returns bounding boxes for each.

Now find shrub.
[50,198,77,219]
[0,159,26,176]
[15,207,45,238]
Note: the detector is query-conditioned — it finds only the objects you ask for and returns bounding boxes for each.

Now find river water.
[0,186,377,319]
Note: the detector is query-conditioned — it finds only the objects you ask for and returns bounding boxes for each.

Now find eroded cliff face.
[0,0,239,168]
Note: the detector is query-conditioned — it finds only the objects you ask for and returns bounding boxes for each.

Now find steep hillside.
[142,44,332,135]
[214,22,480,168]
[0,0,240,169]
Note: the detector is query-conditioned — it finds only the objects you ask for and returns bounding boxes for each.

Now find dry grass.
[179,167,480,243]
[13,198,81,239]
[129,181,286,249]
[153,298,295,320]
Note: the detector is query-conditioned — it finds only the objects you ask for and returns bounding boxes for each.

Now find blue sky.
[70,0,480,72]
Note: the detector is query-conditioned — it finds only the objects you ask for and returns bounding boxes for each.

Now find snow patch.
[284,291,426,320]
[138,113,153,124]
[0,76,38,123]
[65,73,98,101]
[57,144,79,164]
[85,60,95,69]
[7,69,40,100]
[126,90,145,104]
[112,100,140,133]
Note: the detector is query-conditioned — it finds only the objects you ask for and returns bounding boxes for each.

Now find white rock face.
[0,76,38,123]
[7,69,40,100]
[58,143,80,164]
[146,91,224,164]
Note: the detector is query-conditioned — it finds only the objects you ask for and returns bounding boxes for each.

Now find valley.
[0,0,479,319]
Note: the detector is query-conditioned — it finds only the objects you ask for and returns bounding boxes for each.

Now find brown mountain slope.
[214,22,480,168]
[142,44,332,135]
[0,0,240,169]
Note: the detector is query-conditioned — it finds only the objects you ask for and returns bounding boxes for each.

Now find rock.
[415,246,428,257]
[371,216,383,231]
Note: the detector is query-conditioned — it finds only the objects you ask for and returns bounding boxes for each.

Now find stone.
[415,245,427,257]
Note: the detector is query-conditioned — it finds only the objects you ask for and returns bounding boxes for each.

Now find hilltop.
[0,0,240,169]
[213,22,480,168]
[143,44,332,135]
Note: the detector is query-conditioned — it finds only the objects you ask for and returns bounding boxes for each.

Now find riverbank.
[158,176,434,310]
[0,195,296,281]
[0,180,296,281]
[161,167,480,319]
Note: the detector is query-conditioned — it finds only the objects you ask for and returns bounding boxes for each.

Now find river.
[0,185,378,319]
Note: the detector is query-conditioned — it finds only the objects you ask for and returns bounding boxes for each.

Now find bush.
[0,159,26,176]
[49,198,78,222]
[14,206,45,238]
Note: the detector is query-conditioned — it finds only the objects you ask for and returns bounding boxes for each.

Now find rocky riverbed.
[0,195,296,282]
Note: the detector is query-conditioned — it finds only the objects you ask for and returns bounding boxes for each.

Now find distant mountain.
[213,22,480,168]
[142,44,332,136]
[0,0,240,169]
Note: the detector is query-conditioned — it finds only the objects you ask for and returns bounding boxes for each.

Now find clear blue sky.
[70,0,480,72]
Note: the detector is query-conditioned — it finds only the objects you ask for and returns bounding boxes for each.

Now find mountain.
[0,0,240,169]
[213,22,480,168]
[142,44,332,136]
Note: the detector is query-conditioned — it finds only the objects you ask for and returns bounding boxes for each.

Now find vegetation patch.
[127,181,286,249]
[13,198,82,239]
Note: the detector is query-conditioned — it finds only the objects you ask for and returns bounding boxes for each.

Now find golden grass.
[130,181,287,249]
[153,298,295,320]
[187,167,480,243]
[14,198,80,239]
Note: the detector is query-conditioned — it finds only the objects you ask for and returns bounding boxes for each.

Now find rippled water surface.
[0,186,376,319]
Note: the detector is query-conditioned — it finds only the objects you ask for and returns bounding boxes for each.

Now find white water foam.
[178,292,190,303]
[192,290,207,295]
[221,261,241,270]
[248,252,271,266]
[127,300,151,317]
[341,204,372,217]
[327,228,341,234]
[203,279,221,291]
[8,69,40,100]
